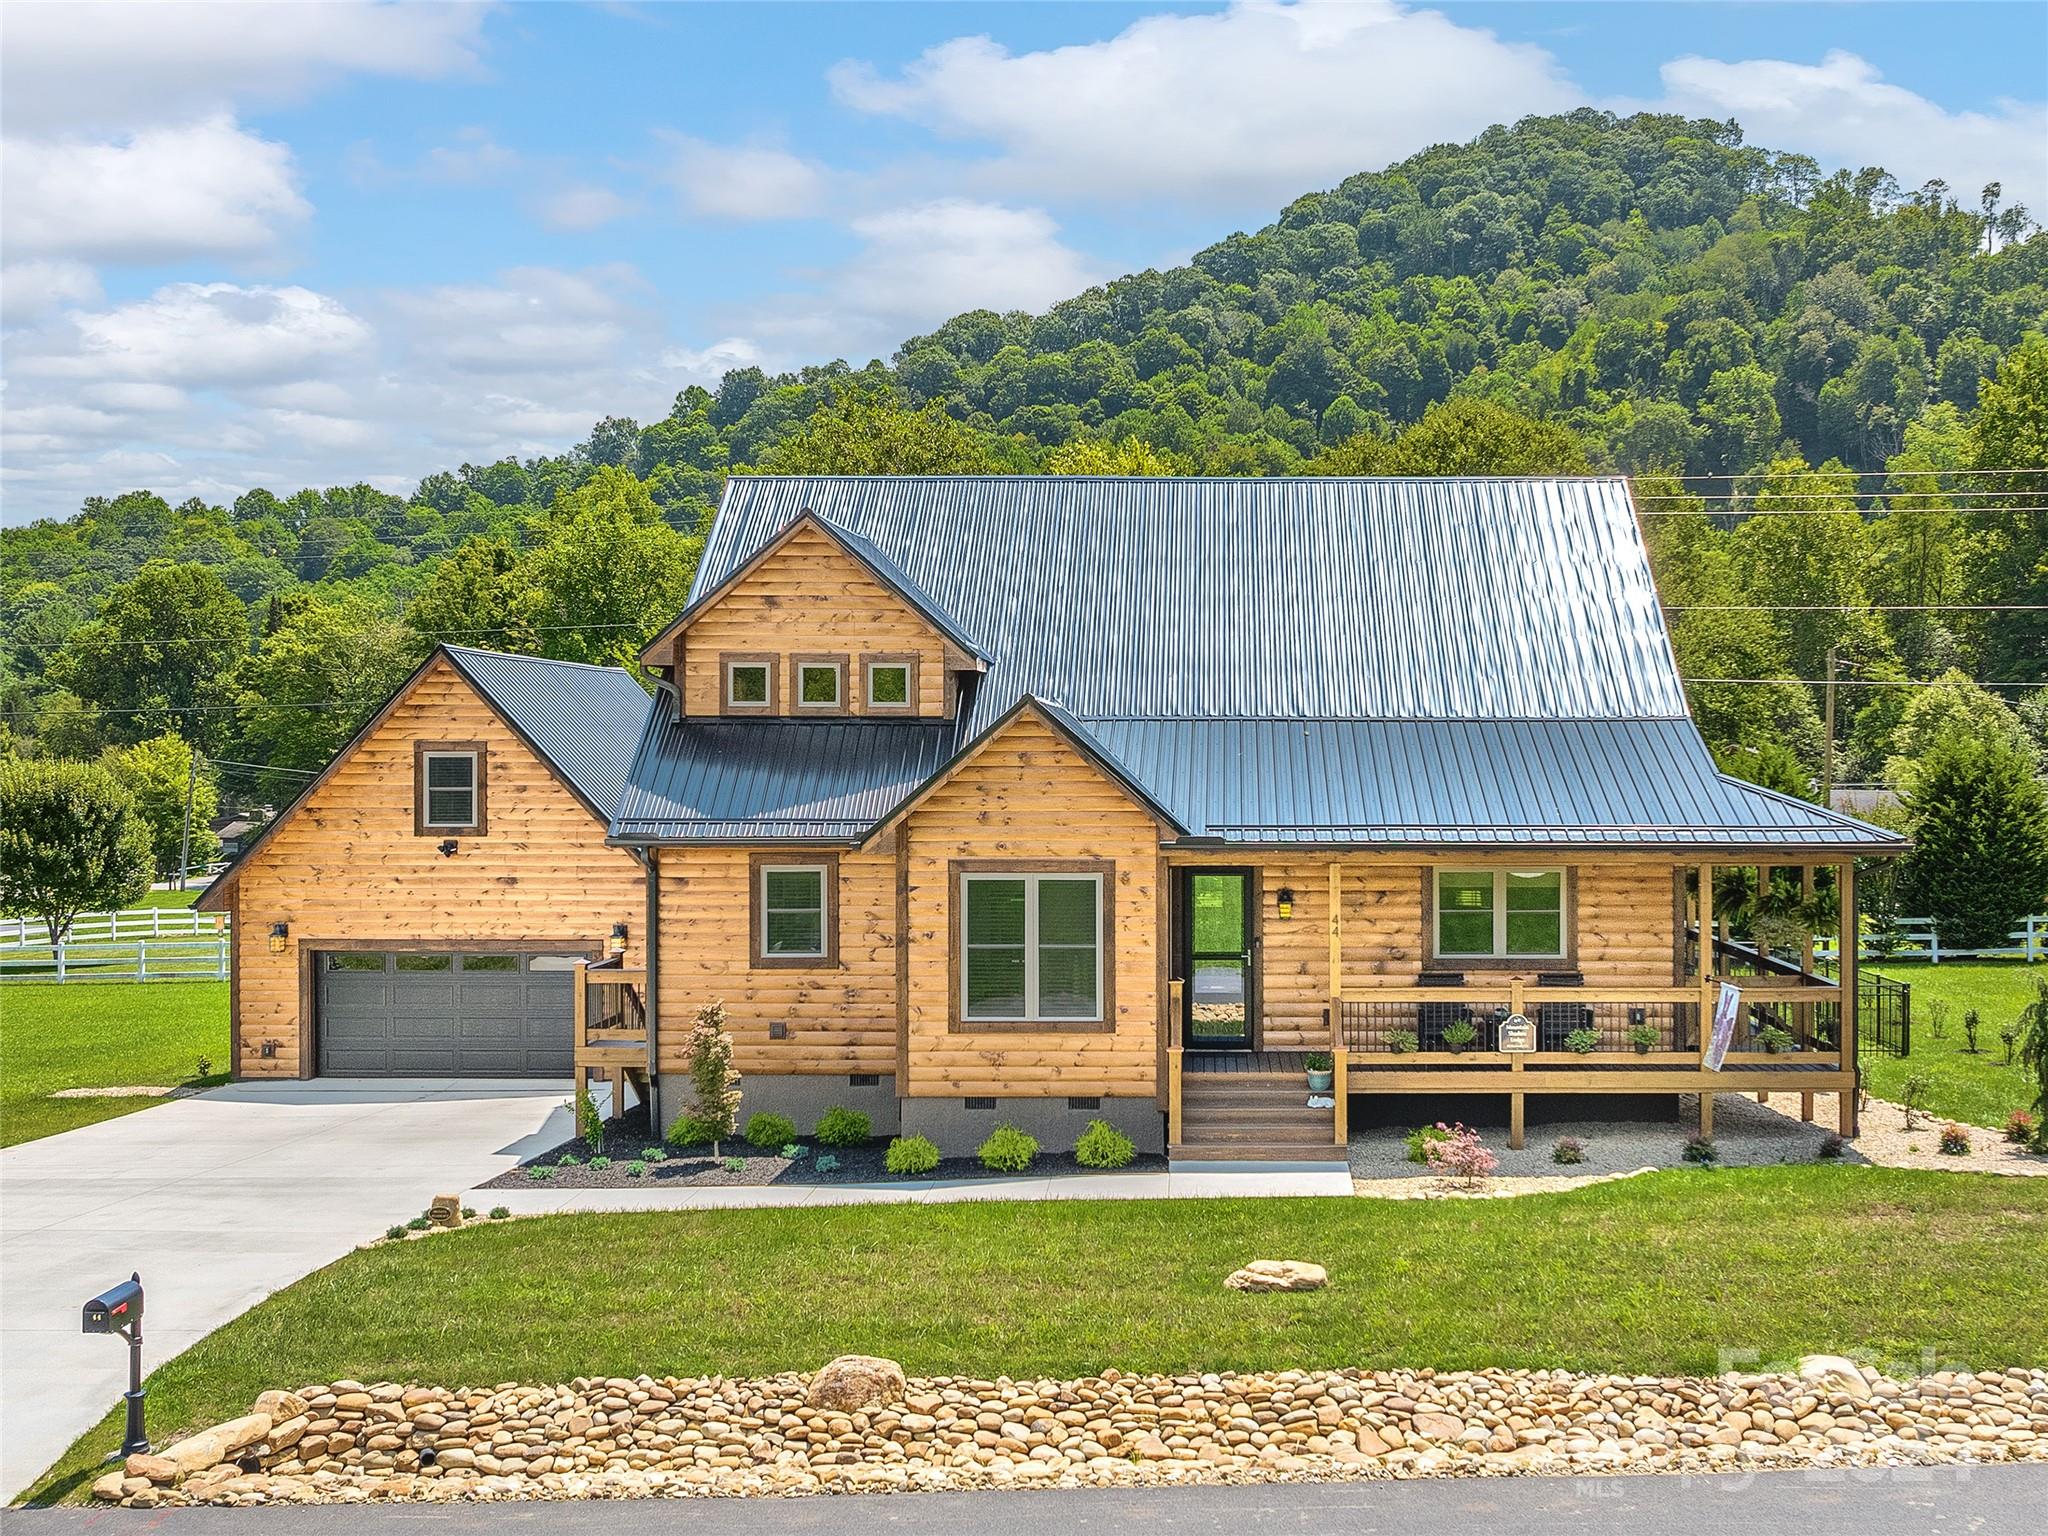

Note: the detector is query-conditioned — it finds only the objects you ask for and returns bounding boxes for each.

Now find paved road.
[8,1464,2042,1532]
[0,1080,574,1502]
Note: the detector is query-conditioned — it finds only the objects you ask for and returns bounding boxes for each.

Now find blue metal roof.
[613,716,963,841]
[443,646,649,820]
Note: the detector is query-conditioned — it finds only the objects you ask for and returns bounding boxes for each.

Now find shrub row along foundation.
[95,1360,2047,1508]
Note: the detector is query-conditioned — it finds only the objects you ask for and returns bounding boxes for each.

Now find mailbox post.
[81,1273,149,1456]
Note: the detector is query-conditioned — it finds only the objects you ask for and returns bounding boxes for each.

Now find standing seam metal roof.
[443,646,651,820]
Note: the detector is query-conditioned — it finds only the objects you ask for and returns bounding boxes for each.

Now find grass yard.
[26,1166,2048,1502]
[135,888,203,910]
[1861,961,2046,1129]
[0,982,229,1147]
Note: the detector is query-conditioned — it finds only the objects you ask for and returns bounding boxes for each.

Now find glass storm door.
[1182,870,1254,1051]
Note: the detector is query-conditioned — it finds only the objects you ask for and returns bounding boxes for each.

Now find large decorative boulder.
[806,1355,906,1411]
[1225,1260,1327,1292]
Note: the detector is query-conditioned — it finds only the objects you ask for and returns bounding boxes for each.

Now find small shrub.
[384,1225,407,1241]
[1899,1072,1933,1131]
[1681,1136,1718,1165]
[814,1153,840,1174]
[1074,1118,1136,1169]
[588,1155,611,1171]
[1999,1021,2021,1066]
[2006,1109,2037,1145]
[885,1134,942,1176]
[1404,1124,1451,1164]
[527,1164,555,1181]
[1422,1121,1497,1186]
[488,1206,510,1220]
[665,1112,718,1149]
[1563,1026,1600,1054]
[1962,1009,1981,1054]
[557,1153,581,1168]
[1927,1000,1951,1040]
[1938,1122,1972,1156]
[576,1084,605,1154]
[745,1111,798,1149]
[641,1145,667,1162]
[1439,1018,1478,1051]
[1386,1028,1419,1055]
[460,1206,476,1220]
[781,1143,807,1159]
[406,1215,430,1231]
[1551,1136,1585,1165]
[196,1055,214,1078]
[624,1160,647,1178]
[722,1156,746,1173]
[815,1106,872,1147]
[1816,1133,1847,1160]
[978,1124,1039,1173]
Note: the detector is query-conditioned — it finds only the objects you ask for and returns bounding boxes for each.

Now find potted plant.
[1386,1028,1419,1056]
[1304,1051,1334,1092]
[1564,1025,1600,1055]
[1440,1018,1478,1055]
[1624,1020,1658,1055]
[1756,1021,1795,1054]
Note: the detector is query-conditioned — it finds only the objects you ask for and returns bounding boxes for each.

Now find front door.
[1180,869,1254,1051]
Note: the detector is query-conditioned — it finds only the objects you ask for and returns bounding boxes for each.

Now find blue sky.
[4,1,2045,523]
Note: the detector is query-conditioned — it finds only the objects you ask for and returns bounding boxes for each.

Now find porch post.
[1700,1090,1715,1138]
[1837,860,1859,1136]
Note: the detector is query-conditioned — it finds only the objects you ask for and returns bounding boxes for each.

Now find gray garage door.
[316,950,580,1076]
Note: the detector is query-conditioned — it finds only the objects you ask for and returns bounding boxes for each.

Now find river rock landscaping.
[92,1360,2048,1508]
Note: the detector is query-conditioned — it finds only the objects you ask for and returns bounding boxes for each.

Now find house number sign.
[1496,1014,1536,1053]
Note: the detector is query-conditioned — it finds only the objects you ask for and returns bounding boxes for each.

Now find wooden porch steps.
[1173,1067,1342,1164]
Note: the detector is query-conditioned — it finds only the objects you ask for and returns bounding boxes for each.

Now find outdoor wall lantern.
[437,838,460,857]
[267,922,289,954]
[1275,887,1296,920]
[609,922,629,957]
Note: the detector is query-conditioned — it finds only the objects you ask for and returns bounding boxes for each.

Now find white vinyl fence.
[1815,914,2048,966]
[0,908,233,984]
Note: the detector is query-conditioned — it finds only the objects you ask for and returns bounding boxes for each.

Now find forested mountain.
[5,109,2046,830]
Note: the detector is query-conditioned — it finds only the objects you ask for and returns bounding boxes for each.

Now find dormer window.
[864,655,916,711]
[795,656,845,711]
[721,655,776,714]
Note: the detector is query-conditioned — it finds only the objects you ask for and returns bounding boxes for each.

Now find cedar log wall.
[227,656,645,1076]
[678,523,951,717]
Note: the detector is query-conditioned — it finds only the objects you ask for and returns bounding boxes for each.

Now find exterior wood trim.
[860,651,920,714]
[227,885,242,1077]
[747,851,841,968]
[789,652,851,715]
[718,652,779,716]
[894,829,911,1081]
[946,857,1117,1035]
[413,739,488,836]
[1420,864,1578,972]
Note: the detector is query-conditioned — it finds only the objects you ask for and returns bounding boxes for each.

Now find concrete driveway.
[0,1079,576,1502]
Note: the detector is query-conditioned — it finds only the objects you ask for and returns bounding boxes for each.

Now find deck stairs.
[1171,1053,1346,1166]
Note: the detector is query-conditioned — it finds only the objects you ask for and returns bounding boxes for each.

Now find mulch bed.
[476,1110,1163,1190]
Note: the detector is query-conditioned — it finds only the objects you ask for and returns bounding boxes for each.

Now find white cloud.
[1654,50,2048,212]
[829,0,1577,209]
[658,133,827,220]
[3,115,309,265]
[417,125,521,185]
[38,283,372,388]
[1,259,103,324]
[383,265,641,375]
[533,183,635,231]
[0,0,491,134]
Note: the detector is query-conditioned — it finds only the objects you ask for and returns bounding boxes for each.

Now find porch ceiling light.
[267,922,288,954]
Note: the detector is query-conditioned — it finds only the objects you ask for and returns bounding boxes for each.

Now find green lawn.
[1862,961,2046,1129]
[134,888,203,910]
[25,1167,2047,1502]
[0,982,229,1147]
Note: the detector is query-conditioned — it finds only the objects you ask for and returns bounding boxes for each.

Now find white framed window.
[1435,868,1565,959]
[866,659,912,710]
[420,751,478,829]
[962,872,1102,1022]
[759,866,826,958]
[725,661,770,708]
[796,660,843,709]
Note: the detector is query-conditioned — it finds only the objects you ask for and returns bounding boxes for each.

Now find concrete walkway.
[476,1165,1354,1214]
[0,1080,574,1503]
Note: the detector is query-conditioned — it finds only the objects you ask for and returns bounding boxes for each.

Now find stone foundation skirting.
[95,1364,2047,1508]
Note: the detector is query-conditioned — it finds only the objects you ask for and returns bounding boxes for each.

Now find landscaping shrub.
[641,1146,666,1162]
[815,1106,872,1147]
[1817,1134,1847,1159]
[978,1124,1039,1173]
[461,1207,476,1220]
[588,1156,611,1171]
[1422,1121,1496,1186]
[2006,1110,2037,1145]
[384,1225,407,1241]
[665,1112,718,1149]
[487,1206,510,1220]
[2000,1021,2022,1065]
[885,1134,942,1176]
[1564,1026,1599,1055]
[814,1154,839,1174]
[1551,1136,1585,1165]
[1963,1010,1982,1054]
[527,1165,555,1181]
[406,1216,430,1231]
[1404,1124,1451,1164]
[744,1111,798,1150]
[722,1156,745,1173]
[576,1084,604,1154]
[781,1143,806,1159]
[1938,1122,1972,1156]
[1074,1119,1136,1169]
[685,1000,742,1156]
[624,1161,647,1178]
[1681,1136,1718,1165]
[1899,1073,1933,1130]
[557,1153,581,1167]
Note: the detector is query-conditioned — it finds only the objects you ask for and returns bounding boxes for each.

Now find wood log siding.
[227,656,645,1077]
[679,523,951,717]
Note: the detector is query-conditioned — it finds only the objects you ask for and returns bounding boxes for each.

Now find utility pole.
[178,750,198,891]
[1821,648,1837,809]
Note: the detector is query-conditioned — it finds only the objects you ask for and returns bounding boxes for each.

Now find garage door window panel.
[415,742,487,835]
[316,946,583,1077]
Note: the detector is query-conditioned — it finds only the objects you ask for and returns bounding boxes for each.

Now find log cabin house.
[201,475,1904,1163]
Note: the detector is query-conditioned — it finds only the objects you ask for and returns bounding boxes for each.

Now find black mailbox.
[83,1275,144,1334]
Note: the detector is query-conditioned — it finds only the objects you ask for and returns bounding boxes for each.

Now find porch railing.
[574,959,649,1063]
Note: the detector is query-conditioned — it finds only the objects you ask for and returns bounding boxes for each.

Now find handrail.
[1336,982,1836,1005]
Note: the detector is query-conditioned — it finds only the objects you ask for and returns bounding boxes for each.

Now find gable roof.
[198,646,650,908]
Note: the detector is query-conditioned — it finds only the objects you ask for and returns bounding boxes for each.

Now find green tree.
[1963,335,2048,680]
[0,759,153,942]
[405,537,522,651]
[1883,669,2034,787]
[100,732,221,879]
[757,387,997,475]
[1898,729,2048,949]
[48,562,248,749]
[1385,398,1590,475]
[1712,741,1815,801]
[1043,438,1188,475]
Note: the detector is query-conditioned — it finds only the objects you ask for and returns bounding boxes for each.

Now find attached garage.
[315,949,585,1077]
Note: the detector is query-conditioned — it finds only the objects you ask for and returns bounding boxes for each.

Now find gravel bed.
[1349,1093,1844,1181]
[477,1113,1162,1190]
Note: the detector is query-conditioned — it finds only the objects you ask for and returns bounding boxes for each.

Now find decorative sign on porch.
[1704,982,1742,1071]
[1497,1013,1535,1053]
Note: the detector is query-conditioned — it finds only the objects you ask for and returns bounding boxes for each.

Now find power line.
[1664,604,2048,612]
[1682,677,2041,689]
